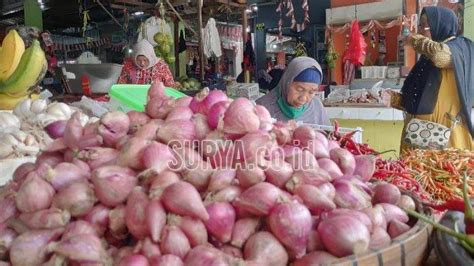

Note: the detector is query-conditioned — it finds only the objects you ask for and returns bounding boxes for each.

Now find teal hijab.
[276,67,322,119]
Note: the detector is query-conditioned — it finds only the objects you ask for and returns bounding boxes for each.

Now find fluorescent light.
[133,11,144,16]
[251,5,258,12]
[272,44,277,49]
[245,8,251,13]
[246,26,251,33]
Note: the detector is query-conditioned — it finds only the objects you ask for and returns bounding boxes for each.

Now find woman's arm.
[389,91,405,111]
[409,34,453,68]
[156,62,176,87]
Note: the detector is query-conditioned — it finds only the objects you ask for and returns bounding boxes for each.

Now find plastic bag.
[70,96,111,118]
[343,20,367,66]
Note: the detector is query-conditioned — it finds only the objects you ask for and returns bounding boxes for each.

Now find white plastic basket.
[297,122,363,143]
[361,66,387,79]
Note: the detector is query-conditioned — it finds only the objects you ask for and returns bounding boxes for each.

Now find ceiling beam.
[213,0,246,9]
[112,0,155,9]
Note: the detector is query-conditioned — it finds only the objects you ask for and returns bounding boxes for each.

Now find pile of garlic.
[0,98,95,160]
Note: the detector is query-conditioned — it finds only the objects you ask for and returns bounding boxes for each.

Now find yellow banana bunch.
[0,30,25,82]
[0,93,39,110]
[0,40,47,95]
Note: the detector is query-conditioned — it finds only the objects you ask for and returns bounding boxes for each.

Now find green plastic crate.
[109,84,186,112]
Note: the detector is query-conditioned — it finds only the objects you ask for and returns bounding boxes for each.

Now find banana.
[0,93,39,110]
[0,40,46,95]
[0,30,25,82]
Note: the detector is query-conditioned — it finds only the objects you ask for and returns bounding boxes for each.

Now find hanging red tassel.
[343,20,368,66]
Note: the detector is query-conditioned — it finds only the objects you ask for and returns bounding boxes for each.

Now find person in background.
[118,39,176,87]
[385,6,473,152]
[256,56,330,125]
[236,62,245,83]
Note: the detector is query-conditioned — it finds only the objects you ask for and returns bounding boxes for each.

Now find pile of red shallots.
[0,83,418,266]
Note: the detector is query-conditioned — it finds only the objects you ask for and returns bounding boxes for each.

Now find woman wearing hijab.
[386,6,473,152]
[118,40,176,87]
[256,57,330,125]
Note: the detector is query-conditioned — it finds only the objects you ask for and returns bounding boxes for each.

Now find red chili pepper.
[427,199,465,212]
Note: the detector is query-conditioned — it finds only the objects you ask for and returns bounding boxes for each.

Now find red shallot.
[230,218,260,248]
[126,187,150,239]
[353,155,377,181]
[166,106,193,122]
[373,183,401,205]
[207,101,230,129]
[53,181,97,217]
[118,254,150,266]
[369,227,391,250]
[169,215,208,247]
[45,120,67,139]
[397,195,416,211]
[0,196,18,224]
[156,119,196,146]
[317,158,343,180]
[62,221,97,239]
[146,199,166,243]
[204,202,236,244]
[268,200,312,258]
[142,142,175,174]
[78,147,119,170]
[149,171,181,199]
[91,165,136,207]
[379,203,409,223]
[9,228,63,266]
[0,225,17,260]
[363,205,388,230]
[83,204,110,235]
[150,254,183,266]
[286,168,332,192]
[388,220,411,239]
[18,208,70,230]
[307,230,325,252]
[127,111,151,134]
[160,225,191,259]
[175,96,192,107]
[212,185,242,203]
[161,181,209,221]
[233,182,281,216]
[98,111,130,147]
[293,251,338,266]
[318,215,370,257]
[189,88,228,115]
[63,112,84,149]
[236,166,266,189]
[146,97,176,119]
[333,179,372,210]
[184,245,228,266]
[207,168,236,192]
[255,105,273,131]
[294,185,336,216]
[51,233,110,264]
[263,159,293,188]
[223,98,260,136]
[117,137,151,170]
[15,173,55,213]
[243,232,288,266]
[329,148,356,176]
[46,162,88,191]
[192,114,211,140]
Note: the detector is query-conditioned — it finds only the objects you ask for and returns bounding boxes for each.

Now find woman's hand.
[381,89,397,107]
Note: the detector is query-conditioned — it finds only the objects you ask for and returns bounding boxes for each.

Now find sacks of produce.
[0,84,424,265]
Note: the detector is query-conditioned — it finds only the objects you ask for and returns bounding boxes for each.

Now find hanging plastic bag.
[343,20,367,66]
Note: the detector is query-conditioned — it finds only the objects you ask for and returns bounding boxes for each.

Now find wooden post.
[242,8,249,83]
[198,0,205,81]
[174,17,180,76]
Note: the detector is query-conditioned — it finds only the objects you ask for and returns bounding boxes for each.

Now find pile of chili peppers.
[329,122,432,202]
